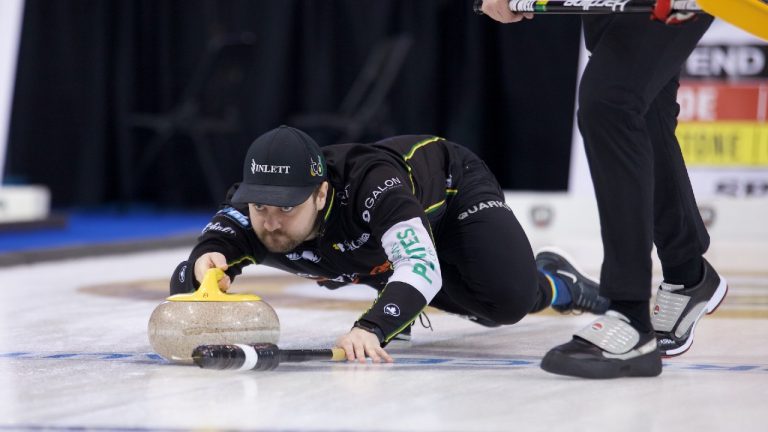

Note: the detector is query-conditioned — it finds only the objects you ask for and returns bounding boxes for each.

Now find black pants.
[578,14,713,301]
[430,148,551,324]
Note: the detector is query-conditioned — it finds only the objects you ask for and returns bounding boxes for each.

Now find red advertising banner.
[678,82,767,122]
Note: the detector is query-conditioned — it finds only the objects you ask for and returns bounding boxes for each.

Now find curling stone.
[148,268,280,364]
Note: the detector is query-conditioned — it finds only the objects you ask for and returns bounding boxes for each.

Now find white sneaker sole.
[662,276,729,357]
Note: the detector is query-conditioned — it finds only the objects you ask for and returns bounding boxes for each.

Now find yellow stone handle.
[167,268,262,302]
[330,348,347,361]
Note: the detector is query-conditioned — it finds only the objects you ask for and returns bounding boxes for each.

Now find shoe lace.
[418,311,433,332]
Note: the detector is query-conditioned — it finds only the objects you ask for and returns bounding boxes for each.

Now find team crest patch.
[310,154,324,177]
[384,303,401,317]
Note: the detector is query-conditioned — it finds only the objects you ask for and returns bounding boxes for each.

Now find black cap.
[231,126,326,206]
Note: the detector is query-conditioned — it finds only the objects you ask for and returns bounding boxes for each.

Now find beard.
[260,231,304,253]
[253,204,322,253]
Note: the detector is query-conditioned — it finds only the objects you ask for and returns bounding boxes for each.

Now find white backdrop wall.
[561,19,767,275]
[0,0,25,182]
[568,19,768,200]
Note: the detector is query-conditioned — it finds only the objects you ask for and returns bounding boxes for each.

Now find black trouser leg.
[647,79,710,277]
[431,189,552,325]
[578,14,713,301]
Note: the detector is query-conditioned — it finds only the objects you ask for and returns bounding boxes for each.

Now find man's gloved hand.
[652,0,697,24]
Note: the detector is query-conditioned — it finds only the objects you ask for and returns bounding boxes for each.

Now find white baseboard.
[0,185,50,223]
[505,192,768,275]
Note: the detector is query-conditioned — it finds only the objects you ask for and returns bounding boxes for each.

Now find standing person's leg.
[647,76,728,357]
[580,14,713,322]
[541,14,713,378]
[648,77,710,275]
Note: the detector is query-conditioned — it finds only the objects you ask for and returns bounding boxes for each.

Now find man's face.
[249,183,328,253]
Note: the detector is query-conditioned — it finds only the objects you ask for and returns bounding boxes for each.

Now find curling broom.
[501,0,768,41]
[192,343,347,371]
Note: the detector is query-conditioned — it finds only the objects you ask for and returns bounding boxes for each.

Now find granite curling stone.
[148,268,280,364]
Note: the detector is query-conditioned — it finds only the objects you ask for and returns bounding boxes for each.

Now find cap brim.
[230,183,317,207]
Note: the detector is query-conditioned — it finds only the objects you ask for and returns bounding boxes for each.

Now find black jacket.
[182,135,472,343]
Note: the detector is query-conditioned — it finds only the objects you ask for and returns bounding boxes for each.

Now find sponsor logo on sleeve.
[457,200,511,221]
[332,233,371,253]
[218,207,250,227]
[363,177,404,210]
[389,242,403,262]
[396,227,436,284]
[202,221,236,236]
[178,265,187,283]
[384,303,401,317]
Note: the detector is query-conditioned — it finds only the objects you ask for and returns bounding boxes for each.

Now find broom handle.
[474,0,703,14]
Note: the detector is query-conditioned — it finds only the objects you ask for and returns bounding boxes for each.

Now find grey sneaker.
[652,258,728,357]
[541,311,662,379]
[535,247,610,314]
